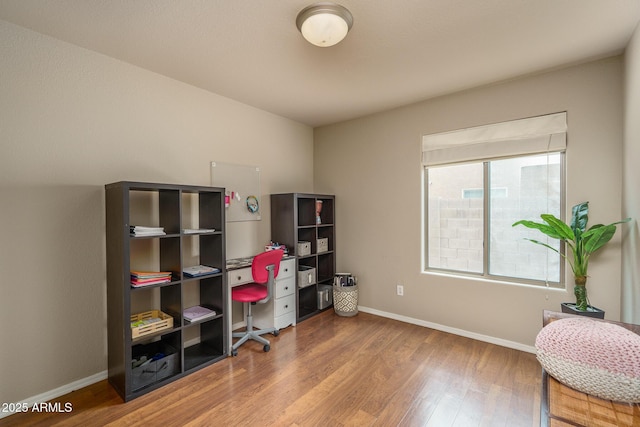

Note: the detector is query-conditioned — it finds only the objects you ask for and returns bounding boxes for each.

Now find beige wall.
[0,20,313,404]
[314,56,625,349]
[623,23,640,324]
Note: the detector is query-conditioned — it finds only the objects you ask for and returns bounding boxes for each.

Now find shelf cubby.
[183,317,225,372]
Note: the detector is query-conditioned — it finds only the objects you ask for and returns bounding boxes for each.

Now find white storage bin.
[317,284,333,309]
[297,241,311,256]
[317,238,329,253]
[298,266,316,288]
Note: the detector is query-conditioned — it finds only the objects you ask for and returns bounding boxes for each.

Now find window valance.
[421,112,567,166]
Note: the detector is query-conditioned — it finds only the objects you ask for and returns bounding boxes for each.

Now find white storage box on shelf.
[317,238,328,253]
[297,265,316,288]
[297,241,311,256]
[317,284,333,310]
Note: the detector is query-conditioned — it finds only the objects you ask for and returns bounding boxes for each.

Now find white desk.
[225,256,296,354]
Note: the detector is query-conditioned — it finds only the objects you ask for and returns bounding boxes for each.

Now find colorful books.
[131,271,172,287]
[183,265,221,277]
[183,306,217,322]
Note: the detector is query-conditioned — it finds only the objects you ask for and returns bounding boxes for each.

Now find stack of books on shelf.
[130,225,166,237]
[131,271,173,288]
[183,265,221,277]
[182,228,216,234]
[183,305,217,323]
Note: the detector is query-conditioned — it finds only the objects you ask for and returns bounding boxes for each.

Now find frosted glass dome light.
[296,3,353,47]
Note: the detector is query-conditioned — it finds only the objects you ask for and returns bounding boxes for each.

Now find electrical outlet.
[396,284,404,296]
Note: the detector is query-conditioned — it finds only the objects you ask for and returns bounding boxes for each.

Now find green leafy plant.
[513,202,630,311]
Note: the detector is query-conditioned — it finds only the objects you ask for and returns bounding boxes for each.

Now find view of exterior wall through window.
[426,153,563,286]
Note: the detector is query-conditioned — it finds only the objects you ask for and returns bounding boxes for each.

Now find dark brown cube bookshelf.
[270,193,336,322]
[105,181,227,401]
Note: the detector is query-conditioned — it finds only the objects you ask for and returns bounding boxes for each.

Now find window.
[422,113,566,286]
[462,187,507,199]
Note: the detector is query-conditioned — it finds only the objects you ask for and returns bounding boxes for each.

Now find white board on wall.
[211,161,261,222]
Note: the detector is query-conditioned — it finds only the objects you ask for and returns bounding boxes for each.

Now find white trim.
[0,370,108,419]
[357,305,536,354]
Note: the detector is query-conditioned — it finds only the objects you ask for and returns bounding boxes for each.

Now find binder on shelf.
[183,265,221,277]
[183,305,217,322]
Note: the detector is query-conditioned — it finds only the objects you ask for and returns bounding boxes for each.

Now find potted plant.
[513,201,630,318]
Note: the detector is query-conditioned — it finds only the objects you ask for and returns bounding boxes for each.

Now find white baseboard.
[0,370,108,419]
[357,306,536,354]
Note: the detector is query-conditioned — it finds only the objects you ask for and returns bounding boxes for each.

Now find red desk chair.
[231,249,284,355]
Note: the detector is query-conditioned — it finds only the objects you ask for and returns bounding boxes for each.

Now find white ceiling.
[1,0,639,127]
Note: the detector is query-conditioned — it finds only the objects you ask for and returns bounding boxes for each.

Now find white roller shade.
[422,112,567,166]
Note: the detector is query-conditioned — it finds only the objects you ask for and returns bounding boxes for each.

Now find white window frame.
[421,112,567,287]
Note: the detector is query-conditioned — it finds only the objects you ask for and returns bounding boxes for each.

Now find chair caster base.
[263,344,270,352]
[231,349,238,356]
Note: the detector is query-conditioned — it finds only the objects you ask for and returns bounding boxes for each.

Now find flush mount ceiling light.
[296,2,353,47]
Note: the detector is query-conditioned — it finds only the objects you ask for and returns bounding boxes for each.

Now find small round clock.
[246,195,259,213]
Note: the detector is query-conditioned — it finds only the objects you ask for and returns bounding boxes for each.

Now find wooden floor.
[2,310,541,426]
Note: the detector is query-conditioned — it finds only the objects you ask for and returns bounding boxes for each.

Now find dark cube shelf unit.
[105,181,227,401]
[270,193,335,322]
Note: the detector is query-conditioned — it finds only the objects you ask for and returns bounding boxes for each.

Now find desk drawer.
[228,268,252,286]
[275,276,295,298]
[275,294,295,318]
[278,258,295,279]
